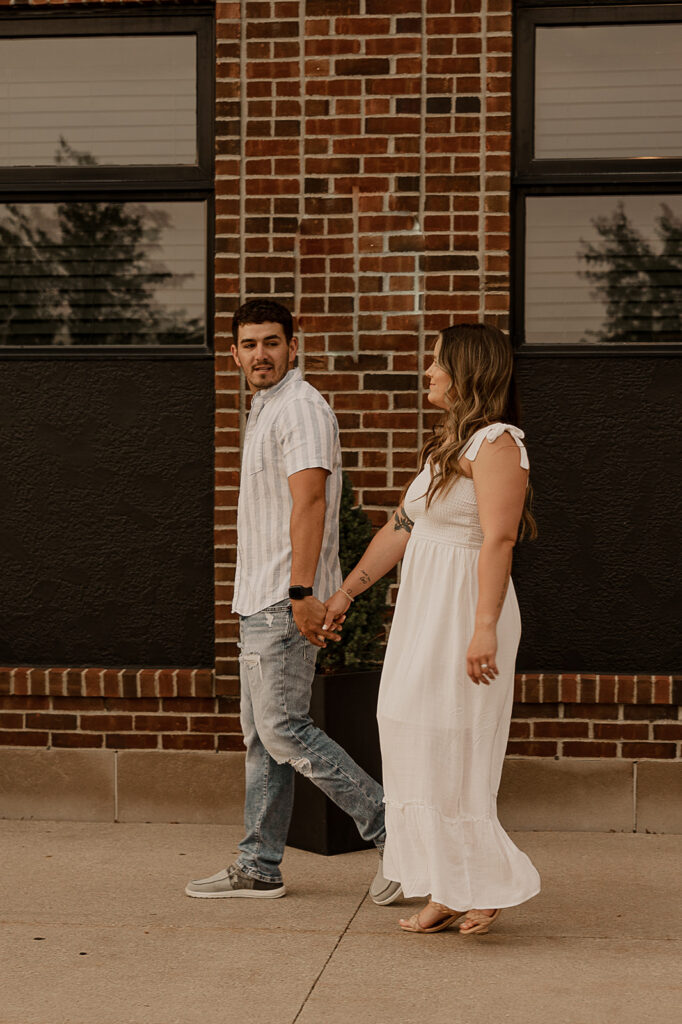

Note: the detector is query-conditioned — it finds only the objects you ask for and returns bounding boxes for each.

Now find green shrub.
[318,472,390,672]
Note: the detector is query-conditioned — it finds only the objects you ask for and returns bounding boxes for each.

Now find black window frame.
[512,0,682,356]
[0,5,215,360]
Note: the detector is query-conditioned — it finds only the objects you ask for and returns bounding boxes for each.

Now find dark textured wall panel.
[0,359,214,666]
[513,357,681,672]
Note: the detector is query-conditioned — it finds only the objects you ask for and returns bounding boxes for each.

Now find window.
[0,10,214,352]
[513,2,682,352]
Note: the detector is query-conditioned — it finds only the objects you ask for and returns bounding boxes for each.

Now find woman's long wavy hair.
[417,323,537,540]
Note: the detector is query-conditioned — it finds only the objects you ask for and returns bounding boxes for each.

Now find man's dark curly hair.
[231,299,294,344]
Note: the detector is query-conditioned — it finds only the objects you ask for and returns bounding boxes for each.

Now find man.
[185,298,400,905]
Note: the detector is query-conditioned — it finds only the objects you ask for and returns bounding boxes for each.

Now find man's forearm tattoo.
[393,505,414,534]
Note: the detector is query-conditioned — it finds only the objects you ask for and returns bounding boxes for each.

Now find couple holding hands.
[185,299,540,936]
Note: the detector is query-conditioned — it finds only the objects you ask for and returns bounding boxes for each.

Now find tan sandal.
[399,900,464,934]
[459,908,501,935]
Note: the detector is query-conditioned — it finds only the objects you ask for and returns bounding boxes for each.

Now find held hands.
[292,595,343,648]
[466,625,498,685]
[322,590,352,633]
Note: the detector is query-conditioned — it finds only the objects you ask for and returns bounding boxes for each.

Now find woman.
[323,323,541,934]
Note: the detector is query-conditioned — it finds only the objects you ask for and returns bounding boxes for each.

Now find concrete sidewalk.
[1,822,679,1024]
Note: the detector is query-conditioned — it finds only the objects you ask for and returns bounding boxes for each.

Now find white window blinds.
[535,24,682,159]
[525,195,682,345]
[0,200,206,346]
[0,35,196,167]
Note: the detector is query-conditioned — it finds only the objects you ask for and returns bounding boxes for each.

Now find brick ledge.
[0,667,216,699]
[0,668,679,705]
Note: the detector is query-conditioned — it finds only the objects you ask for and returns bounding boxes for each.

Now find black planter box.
[287,669,382,856]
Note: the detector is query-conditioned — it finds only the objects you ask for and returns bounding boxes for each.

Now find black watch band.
[288,586,314,601]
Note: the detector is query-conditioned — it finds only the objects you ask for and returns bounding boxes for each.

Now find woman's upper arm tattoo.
[393,505,414,534]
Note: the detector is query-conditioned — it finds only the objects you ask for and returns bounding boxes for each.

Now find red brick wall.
[214,0,514,698]
[0,0,679,763]
[1,668,680,759]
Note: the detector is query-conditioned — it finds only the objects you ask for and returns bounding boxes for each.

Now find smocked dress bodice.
[405,468,483,549]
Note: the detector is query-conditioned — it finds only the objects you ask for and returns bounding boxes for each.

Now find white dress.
[378,423,541,910]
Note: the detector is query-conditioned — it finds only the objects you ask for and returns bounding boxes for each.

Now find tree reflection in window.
[0,141,204,347]
[579,202,682,344]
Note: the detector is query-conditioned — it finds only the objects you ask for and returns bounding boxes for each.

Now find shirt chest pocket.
[244,436,265,475]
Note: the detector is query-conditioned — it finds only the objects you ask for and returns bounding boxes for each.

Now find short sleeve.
[277,396,338,478]
[463,423,529,470]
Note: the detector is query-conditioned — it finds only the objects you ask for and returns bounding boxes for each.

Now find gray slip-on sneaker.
[369,856,402,906]
[185,863,286,899]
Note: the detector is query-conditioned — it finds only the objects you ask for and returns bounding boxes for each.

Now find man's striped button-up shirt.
[232,368,342,617]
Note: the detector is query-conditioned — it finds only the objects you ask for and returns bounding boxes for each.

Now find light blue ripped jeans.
[237,599,386,882]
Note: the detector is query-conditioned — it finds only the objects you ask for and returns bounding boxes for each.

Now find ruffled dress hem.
[382,799,541,911]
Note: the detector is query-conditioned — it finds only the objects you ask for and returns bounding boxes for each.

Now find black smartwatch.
[288,586,314,600]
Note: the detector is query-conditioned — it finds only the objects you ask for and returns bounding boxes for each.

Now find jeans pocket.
[284,603,297,642]
[302,637,315,665]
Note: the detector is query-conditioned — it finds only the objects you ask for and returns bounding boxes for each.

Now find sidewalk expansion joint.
[291,888,368,1024]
